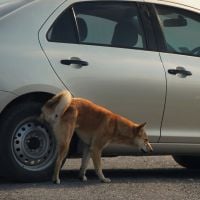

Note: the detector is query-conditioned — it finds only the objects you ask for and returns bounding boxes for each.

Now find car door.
[154,4,200,143]
[39,1,166,147]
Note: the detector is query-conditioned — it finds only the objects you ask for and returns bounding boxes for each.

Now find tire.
[173,155,200,169]
[0,101,57,182]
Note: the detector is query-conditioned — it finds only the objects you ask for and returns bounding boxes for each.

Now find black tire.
[173,155,200,169]
[0,101,57,182]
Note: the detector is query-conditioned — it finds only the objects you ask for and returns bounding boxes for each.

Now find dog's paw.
[53,178,61,184]
[79,175,87,182]
[101,178,111,183]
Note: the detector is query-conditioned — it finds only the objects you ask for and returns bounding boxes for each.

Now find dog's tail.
[46,90,72,116]
[58,90,73,114]
[62,90,73,108]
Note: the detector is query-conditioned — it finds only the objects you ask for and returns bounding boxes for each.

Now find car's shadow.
[60,168,200,183]
[0,168,200,190]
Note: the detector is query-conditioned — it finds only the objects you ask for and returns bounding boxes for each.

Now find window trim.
[72,1,148,50]
[137,3,158,51]
[46,1,154,52]
[72,6,81,42]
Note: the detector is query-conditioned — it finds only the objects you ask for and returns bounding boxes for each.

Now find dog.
[40,90,153,184]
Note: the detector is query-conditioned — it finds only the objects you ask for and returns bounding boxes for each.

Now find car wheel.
[173,155,200,169]
[0,101,57,182]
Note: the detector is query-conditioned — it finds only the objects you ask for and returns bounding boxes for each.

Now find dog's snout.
[147,142,153,152]
[141,142,153,154]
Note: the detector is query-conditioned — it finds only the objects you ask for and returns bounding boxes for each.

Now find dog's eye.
[55,114,58,118]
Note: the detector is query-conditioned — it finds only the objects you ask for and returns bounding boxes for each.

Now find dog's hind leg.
[79,144,91,182]
[52,106,77,184]
[52,141,71,184]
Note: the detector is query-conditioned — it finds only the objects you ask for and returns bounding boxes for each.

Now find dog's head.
[134,123,153,153]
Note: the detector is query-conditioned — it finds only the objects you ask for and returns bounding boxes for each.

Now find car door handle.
[168,67,192,77]
[60,59,88,66]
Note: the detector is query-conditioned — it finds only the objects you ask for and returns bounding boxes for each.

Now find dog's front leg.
[90,147,111,183]
[79,144,91,182]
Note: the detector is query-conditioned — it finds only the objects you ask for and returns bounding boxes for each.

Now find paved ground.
[1,156,200,200]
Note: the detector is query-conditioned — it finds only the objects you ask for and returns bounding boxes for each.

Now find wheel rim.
[11,118,56,171]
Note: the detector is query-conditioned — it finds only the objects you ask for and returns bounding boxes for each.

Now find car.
[0,0,199,182]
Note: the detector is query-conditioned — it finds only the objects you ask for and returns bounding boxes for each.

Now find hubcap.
[12,119,56,171]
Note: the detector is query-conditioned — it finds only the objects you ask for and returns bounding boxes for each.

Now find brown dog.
[40,90,153,184]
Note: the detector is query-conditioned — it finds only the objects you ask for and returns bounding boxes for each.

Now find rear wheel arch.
[0,92,53,117]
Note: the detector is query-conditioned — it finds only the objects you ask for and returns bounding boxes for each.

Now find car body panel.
[160,53,200,143]
[102,143,200,156]
[144,0,200,12]
[0,0,66,102]
[0,0,199,157]
[39,0,166,143]
[0,91,17,112]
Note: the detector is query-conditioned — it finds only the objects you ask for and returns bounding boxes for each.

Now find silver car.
[0,0,200,181]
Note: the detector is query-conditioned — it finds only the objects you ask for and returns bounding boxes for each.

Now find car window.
[73,2,146,49]
[47,8,78,43]
[47,2,147,50]
[156,5,200,57]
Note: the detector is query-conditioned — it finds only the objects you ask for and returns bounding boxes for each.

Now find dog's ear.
[136,122,146,131]
[133,122,146,135]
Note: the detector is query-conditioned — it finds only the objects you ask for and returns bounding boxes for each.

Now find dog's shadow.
[0,168,200,191]
[60,168,200,183]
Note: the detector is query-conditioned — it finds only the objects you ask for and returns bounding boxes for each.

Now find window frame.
[152,3,200,57]
[46,1,158,52]
[72,1,148,50]
[137,3,159,51]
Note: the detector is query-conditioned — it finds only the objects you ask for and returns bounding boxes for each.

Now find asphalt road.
[1,156,200,200]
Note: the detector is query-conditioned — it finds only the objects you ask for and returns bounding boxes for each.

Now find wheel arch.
[0,91,79,156]
[0,92,54,118]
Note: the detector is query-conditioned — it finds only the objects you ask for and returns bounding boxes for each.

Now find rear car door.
[154,4,200,143]
[39,1,166,148]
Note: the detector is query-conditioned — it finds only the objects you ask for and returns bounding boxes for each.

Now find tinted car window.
[47,8,77,43]
[156,5,200,57]
[73,2,146,49]
[48,2,147,49]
